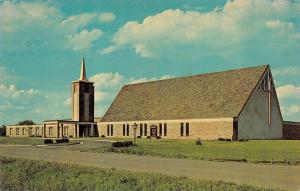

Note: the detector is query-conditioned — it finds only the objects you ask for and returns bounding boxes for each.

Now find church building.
[6,61,300,140]
[99,65,283,140]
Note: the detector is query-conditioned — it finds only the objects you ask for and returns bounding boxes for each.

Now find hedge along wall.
[283,121,300,140]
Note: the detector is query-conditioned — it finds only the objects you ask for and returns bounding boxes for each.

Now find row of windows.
[106,123,188,137]
[180,123,190,137]
[10,127,41,135]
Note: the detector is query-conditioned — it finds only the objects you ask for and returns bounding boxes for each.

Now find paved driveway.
[0,145,299,191]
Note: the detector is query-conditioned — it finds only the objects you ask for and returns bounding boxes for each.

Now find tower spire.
[80,57,87,81]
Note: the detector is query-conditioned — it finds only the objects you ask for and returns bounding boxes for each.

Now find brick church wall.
[98,118,233,140]
[283,121,300,140]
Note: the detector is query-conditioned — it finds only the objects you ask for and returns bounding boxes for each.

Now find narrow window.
[159,123,162,136]
[10,128,13,135]
[64,126,68,135]
[107,124,110,136]
[140,124,143,136]
[111,125,113,136]
[35,127,39,135]
[123,124,125,136]
[186,123,189,136]
[16,128,19,135]
[49,127,53,136]
[144,124,147,136]
[180,123,184,136]
[164,123,167,136]
[126,124,129,136]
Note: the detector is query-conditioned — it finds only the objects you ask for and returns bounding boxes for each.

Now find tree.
[0,125,6,136]
[18,120,35,125]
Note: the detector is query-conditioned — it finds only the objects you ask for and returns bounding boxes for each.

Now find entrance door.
[79,125,84,137]
[150,125,157,137]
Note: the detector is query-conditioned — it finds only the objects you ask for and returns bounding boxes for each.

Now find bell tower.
[72,57,94,122]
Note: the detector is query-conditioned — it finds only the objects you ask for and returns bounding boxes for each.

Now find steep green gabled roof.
[101,65,268,122]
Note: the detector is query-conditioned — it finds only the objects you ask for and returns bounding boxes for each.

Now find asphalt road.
[0,145,299,191]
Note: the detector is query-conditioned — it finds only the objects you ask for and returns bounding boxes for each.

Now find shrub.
[112,141,124,147]
[44,139,53,144]
[56,139,63,144]
[195,138,202,145]
[112,141,133,148]
[137,136,141,139]
[238,139,249,142]
[69,135,73,138]
[156,136,161,139]
[146,136,151,139]
[101,135,105,138]
[62,138,69,143]
[218,138,225,141]
[225,139,231,142]
[124,141,133,147]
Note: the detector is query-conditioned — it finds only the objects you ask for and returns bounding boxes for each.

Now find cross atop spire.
[79,57,87,81]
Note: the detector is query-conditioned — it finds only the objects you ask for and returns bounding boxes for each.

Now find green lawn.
[89,138,300,165]
[0,137,44,145]
[1,137,300,165]
[0,157,279,191]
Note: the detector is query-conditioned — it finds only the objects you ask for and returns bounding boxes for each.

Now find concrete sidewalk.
[0,145,299,191]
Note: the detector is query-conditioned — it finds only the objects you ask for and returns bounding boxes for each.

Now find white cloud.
[101,45,118,54]
[60,13,97,31]
[0,1,61,33]
[273,66,300,76]
[64,97,72,106]
[282,104,300,118]
[0,1,106,52]
[104,0,300,59]
[68,29,103,51]
[265,20,294,30]
[277,84,300,100]
[90,72,124,89]
[128,75,175,84]
[99,12,116,23]
[0,84,41,99]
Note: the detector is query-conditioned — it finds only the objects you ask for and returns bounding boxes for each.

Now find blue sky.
[0,0,299,125]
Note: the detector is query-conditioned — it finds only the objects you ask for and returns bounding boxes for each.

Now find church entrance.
[79,124,90,137]
[150,125,158,137]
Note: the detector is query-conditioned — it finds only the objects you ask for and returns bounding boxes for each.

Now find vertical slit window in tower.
[164,123,167,136]
[126,124,129,136]
[111,125,113,136]
[107,124,110,136]
[180,123,184,136]
[159,123,162,136]
[144,124,147,136]
[16,128,19,135]
[140,124,143,136]
[123,124,125,136]
[186,123,189,136]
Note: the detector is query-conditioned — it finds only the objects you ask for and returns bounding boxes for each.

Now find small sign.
[150,125,157,137]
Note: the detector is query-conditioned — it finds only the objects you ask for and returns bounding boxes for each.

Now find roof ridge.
[126,64,269,87]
